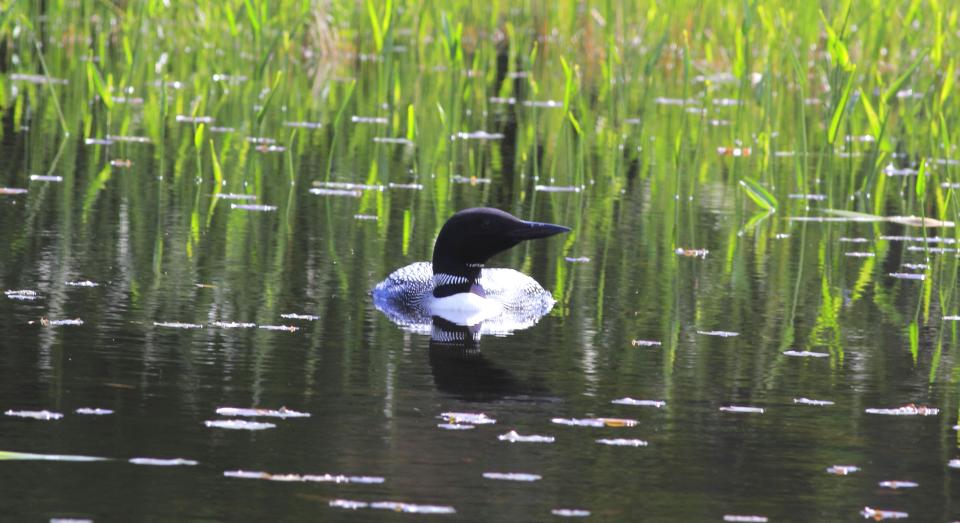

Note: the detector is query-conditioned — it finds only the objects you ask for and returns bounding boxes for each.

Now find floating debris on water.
[552,418,604,427]
[723,515,768,522]
[175,115,214,124]
[230,203,277,212]
[354,214,378,221]
[210,321,256,329]
[372,137,414,146]
[534,185,582,193]
[329,499,456,514]
[826,465,860,475]
[840,237,870,243]
[498,430,555,443]
[880,235,956,244]
[6,290,39,301]
[438,423,475,430]
[453,131,504,140]
[4,409,64,420]
[698,330,739,337]
[350,115,388,124]
[783,350,829,358]
[717,146,751,157]
[30,174,63,182]
[330,499,369,510]
[75,407,114,415]
[255,144,287,153]
[451,175,491,185]
[129,457,198,466]
[522,100,562,108]
[440,412,496,425]
[225,470,383,484]
[878,480,919,489]
[152,80,184,90]
[83,138,113,146]
[845,252,875,258]
[860,506,908,520]
[631,339,662,347]
[113,96,144,105]
[774,151,796,157]
[845,134,876,143]
[10,73,68,85]
[483,472,542,482]
[283,121,323,129]
[204,419,276,430]
[44,318,84,327]
[110,159,133,168]
[258,324,299,332]
[0,187,28,195]
[719,406,764,414]
[215,193,257,201]
[888,272,925,281]
[788,194,826,201]
[313,181,385,191]
[211,73,249,83]
[65,280,98,287]
[309,188,362,197]
[564,256,591,263]
[865,404,938,416]
[903,263,928,270]
[106,135,150,144]
[489,96,517,105]
[654,97,698,106]
[611,398,665,408]
[552,508,591,517]
[596,438,648,447]
[154,321,203,329]
[949,459,960,468]
[791,214,954,227]
[387,182,423,191]
[0,450,106,462]
[280,313,319,321]
[883,164,919,176]
[216,407,310,419]
[712,98,742,107]
[907,246,955,254]
[793,398,835,406]
[944,316,960,321]
[551,417,638,428]
[210,126,235,133]
[676,248,709,258]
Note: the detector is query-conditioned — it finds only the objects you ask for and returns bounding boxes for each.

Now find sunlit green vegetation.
[3,0,960,389]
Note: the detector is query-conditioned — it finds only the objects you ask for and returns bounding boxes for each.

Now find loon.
[372,207,570,333]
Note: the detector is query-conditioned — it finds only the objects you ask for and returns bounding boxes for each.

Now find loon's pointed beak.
[508,220,572,240]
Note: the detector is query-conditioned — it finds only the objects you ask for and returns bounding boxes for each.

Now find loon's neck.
[431,262,484,298]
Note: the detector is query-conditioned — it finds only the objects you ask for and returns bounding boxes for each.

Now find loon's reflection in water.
[427,317,550,401]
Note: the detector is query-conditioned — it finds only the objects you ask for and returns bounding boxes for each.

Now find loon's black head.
[431,207,570,298]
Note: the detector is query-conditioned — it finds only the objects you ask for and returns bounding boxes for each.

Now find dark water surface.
[3,157,958,522]
[2,96,960,523]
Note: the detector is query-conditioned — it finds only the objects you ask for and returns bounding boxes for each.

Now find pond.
[2,2,960,521]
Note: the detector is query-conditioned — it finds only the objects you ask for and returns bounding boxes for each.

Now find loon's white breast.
[371,261,556,332]
[426,291,504,326]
